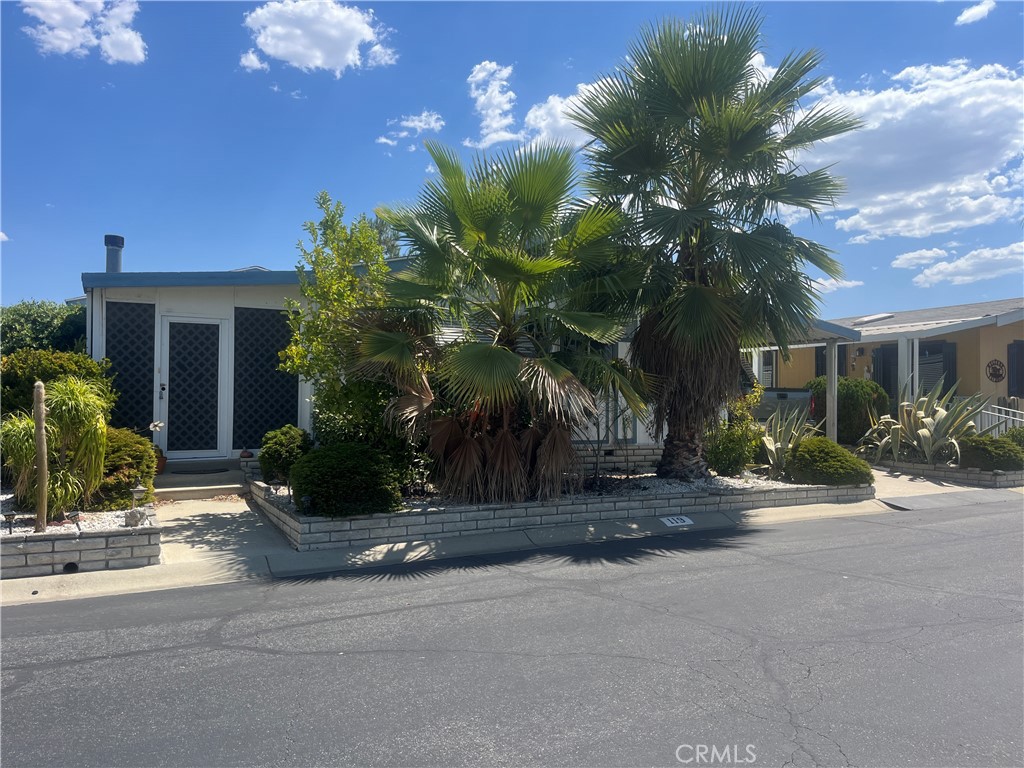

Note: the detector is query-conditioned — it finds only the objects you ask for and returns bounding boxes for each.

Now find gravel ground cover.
[0,490,150,539]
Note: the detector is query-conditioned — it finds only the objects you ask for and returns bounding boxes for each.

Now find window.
[814,345,848,378]
[761,350,776,388]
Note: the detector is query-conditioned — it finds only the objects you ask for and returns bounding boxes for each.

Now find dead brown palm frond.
[386,388,435,435]
[428,415,464,462]
[518,425,544,478]
[485,427,528,503]
[440,432,486,501]
[534,425,581,500]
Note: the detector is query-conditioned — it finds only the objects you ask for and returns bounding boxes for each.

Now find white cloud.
[0,232,8,242]
[955,0,996,25]
[891,247,948,269]
[21,0,146,64]
[375,136,397,146]
[406,144,417,152]
[913,242,1023,287]
[289,90,305,100]
[242,0,396,79]
[803,60,1023,242]
[463,61,526,149]
[523,85,592,147]
[270,83,280,93]
[425,163,437,174]
[813,277,864,293]
[366,43,397,68]
[400,110,445,135]
[240,48,269,72]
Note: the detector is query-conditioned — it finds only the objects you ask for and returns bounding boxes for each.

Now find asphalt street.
[2,497,1022,767]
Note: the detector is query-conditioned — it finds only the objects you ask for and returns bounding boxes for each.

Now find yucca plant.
[761,405,821,480]
[353,141,649,503]
[0,375,108,519]
[858,376,994,466]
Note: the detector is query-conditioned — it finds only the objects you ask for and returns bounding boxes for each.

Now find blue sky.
[2,0,1022,320]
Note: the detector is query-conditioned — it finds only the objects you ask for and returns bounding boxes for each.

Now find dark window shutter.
[942,342,957,394]
[1009,341,1024,398]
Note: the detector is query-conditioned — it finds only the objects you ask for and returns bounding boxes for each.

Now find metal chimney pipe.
[104,234,124,273]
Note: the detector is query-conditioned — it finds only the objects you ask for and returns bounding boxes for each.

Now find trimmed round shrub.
[958,435,1024,472]
[806,376,889,446]
[1,348,116,416]
[92,427,157,510]
[0,300,86,355]
[258,424,312,483]
[289,443,402,517]
[1001,426,1024,451]
[787,437,874,486]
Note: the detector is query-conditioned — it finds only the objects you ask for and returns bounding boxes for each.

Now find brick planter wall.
[1,527,162,579]
[250,480,874,552]
[878,462,1024,488]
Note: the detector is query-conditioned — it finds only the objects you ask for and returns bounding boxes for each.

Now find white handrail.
[977,405,1024,436]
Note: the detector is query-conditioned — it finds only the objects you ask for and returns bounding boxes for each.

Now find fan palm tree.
[353,140,648,502]
[568,8,861,479]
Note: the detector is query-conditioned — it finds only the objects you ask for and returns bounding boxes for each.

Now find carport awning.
[787,319,861,346]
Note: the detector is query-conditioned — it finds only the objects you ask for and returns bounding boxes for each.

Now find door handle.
[159,383,167,400]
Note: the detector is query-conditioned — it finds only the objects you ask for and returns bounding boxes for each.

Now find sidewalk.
[2,470,1018,606]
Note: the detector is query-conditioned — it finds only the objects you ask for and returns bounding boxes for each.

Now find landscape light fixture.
[3,511,16,534]
[67,509,83,531]
[131,480,147,509]
[270,479,282,498]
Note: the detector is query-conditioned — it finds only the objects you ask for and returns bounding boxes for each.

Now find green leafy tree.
[0,300,86,355]
[355,141,649,502]
[569,8,860,479]
[280,192,390,382]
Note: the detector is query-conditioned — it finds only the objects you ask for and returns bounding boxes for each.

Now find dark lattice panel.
[232,307,298,450]
[105,301,156,432]
[167,322,220,451]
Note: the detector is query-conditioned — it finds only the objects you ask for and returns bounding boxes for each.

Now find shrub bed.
[289,442,402,517]
[1001,427,1024,451]
[806,376,889,445]
[92,427,157,510]
[1,349,115,416]
[957,435,1024,472]
[258,425,312,483]
[787,437,874,486]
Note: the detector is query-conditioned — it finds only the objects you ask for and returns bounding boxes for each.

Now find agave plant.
[761,405,821,480]
[858,377,994,466]
[352,141,649,503]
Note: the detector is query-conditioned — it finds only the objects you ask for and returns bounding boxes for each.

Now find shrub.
[1001,426,1024,451]
[258,424,312,483]
[788,437,874,486]
[1,348,116,416]
[312,379,426,488]
[92,427,157,510]
[0,300,86,355]
[806,376,890,445]
[289,443,402,517]
[704,385,763,477]
[957,435,1024,472]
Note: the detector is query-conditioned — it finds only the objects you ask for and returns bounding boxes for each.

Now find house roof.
[827,297,1023,342]
[82,271,301,289]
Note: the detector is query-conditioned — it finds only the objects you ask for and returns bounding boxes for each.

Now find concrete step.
[154,484,247,502]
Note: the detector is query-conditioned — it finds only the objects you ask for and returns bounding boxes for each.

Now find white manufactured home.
[82,235,312,460]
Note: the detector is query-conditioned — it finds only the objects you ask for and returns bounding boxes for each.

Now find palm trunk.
[657,425,709,480]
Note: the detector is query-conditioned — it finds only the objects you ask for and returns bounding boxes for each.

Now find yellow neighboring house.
[758,298,1024,406]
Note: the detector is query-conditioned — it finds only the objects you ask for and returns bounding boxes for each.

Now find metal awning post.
[825,339,838,442]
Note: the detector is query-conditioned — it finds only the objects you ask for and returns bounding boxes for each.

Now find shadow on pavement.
[274,524,762,585]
